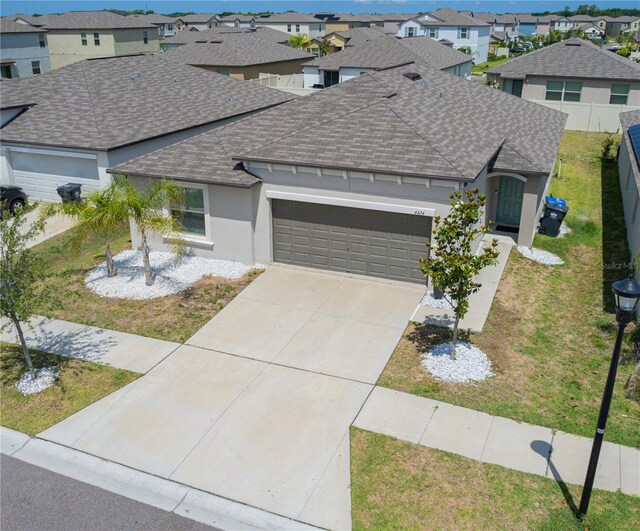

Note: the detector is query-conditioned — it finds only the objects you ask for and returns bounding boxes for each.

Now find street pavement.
[0,455,215,531]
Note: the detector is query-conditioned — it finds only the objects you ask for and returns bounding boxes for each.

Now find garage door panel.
[272,200,431,284]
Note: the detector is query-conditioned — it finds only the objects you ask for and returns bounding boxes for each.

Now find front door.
[511,79,523,97]
[496,176,524,226]
[323,70,339,87]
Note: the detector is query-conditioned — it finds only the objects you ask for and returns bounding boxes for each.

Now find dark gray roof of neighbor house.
[130,14,179,25]
[163,33,312,67]
[163,26,290,45]
[487,38,640,81]
[257,13,321,24]
[495,14,518,24]
[35,10,156,29]
[0,54,293,151]
[180,14,219,24]
[381,13,417,22]
[418,8,490,27]
[516,14,539,24]
[467,12,496,23]
[578,22,603,31]
[491,31,508,42]
[327,26,390,46]
[613,16,640,23]
[111,61,565,187]
[8,14,46,26]
[537,15,561,23]
[0,18,47,33]
[304,35,470,71]
[220,14,256,22]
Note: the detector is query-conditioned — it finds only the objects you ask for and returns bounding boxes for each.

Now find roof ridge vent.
[384,91,398,99]
[565,41,582,46]
[402,72,422,81]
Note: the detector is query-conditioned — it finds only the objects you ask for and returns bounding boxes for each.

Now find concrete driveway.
[23,204,75,249]
[39,266,423,529]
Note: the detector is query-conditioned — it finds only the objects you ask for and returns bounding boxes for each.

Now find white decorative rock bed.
[517,246,564,266]
[558,223,572,238]
[86,250,260,300]
[420,291,453,310]
[15,367,59,395]
[422,341,494,383]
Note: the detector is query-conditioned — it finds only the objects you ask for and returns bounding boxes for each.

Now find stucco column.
[518,175,541,247]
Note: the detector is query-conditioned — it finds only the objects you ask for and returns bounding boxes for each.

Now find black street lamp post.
[578,275,640,518]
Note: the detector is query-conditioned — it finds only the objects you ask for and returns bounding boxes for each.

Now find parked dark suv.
[0,185,28,214]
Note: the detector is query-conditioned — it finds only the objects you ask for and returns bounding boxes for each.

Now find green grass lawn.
[351,427,640,530]
[379,131,640,448]
[29,222,261,343]
[1,342,139,435]
[471,55,510,75]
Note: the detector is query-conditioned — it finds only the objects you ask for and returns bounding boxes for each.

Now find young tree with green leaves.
[318,39,332,56]
[420,189,500,360]
[114,176,185,286]
[0,205,46,379]
[42,185,128,278]
[288,33,312,49]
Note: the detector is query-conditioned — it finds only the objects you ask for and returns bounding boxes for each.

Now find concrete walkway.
[412,235,514,332]
[35,267,425,530]
[354,386,640,496]
[1,316,180,374]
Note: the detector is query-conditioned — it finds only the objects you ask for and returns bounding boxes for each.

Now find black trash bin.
[538,196,568,237]
[56,183,82,203]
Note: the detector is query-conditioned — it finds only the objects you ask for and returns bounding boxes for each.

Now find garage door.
[9,151,100,203]
[272,200,431,284]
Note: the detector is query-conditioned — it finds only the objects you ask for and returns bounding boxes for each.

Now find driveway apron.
[39,266,423,529]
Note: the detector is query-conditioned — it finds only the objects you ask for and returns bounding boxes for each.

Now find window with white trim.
[545,80,582,102]
[143,30,148,44]
[171,187,206,236]
[405,26,416,37]
[296,24,300,32]
[94,32,100,46]
[39,33,46,47]
[459,27,470,39]
[81,32,87,45]
[287,24,292,32]
[610,84,629,105]
[31,61,41,75]
[428,26,438,38]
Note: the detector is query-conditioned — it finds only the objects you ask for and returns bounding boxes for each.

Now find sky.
[1,0,639,16]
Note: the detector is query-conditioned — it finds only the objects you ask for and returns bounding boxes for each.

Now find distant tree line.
[533,4,640,17]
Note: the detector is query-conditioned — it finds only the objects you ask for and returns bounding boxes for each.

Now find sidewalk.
[354,386,640,496]
[412,235,514,332]
[1,316,179,374]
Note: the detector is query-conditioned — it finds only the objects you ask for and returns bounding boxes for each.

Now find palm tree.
[318,38,332,57]
[42,184,128,278]
[114,175,185,286]
[288,33,312,49]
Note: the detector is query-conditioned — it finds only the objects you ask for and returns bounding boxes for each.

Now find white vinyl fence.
[249,73,318,96]
[532,99,640,133]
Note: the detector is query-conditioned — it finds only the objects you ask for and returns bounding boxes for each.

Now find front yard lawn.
[471,55,510,75]
[378,131,640,448]
[0,342,139,435]
[30,222,261,343]
[351,427,640,530]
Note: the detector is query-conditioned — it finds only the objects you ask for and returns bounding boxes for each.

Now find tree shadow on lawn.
[408,322,471,352]
[1,344,78,386]
[601,158,632,314]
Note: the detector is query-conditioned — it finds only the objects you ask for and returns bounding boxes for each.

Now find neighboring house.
[618,109,640,268]
[313,13,384,33]
[162,26,290,49]
[569,14,608,32]
[0,54,292,202]
[321,26,390,51]
[535,15,560,36]
[179,14,220,32]
[162,32,313,79]
[302,35,473,87]
[578,23,605,40]
[0,19,51,78]
[494,14,518,33]
[22,10,160,69]
[130,14,178,38]
[109,62,565,282]
[553,17,576,33]
[398,8,490,64]
[516,14,538,36]
[486,38,640,132]
[254,13,325,40]
[607,16,640,38]
[381,13,416,34]
[220,15,257,28]
[489,32,510,55]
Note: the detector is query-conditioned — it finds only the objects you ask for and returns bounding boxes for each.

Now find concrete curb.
[5,435,321,530]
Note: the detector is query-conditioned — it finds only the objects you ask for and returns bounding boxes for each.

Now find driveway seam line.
[417,399,440,444]
[479,415,495,462]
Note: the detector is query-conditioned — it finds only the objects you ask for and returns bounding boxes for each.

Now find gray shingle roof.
[419,8,490,27]
[516,14,539,24]
[620,109,640,197]
[486,38,640,81]
[8,14,47,26]
[162,33,312,67]
[304,35,471,71]
[220,14,257,22]
[180,14,219,24]
[130,14,179,25]
[325,26,389,46]
[163,26,290,46]
[35,10,156,29]
[112,61,565,187]
[0,18,47,33]
[0,54,293,151]
[257,13,321,24]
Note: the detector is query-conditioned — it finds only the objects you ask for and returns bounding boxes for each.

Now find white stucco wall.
[397,22,489,63]
[257,22,325,39]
